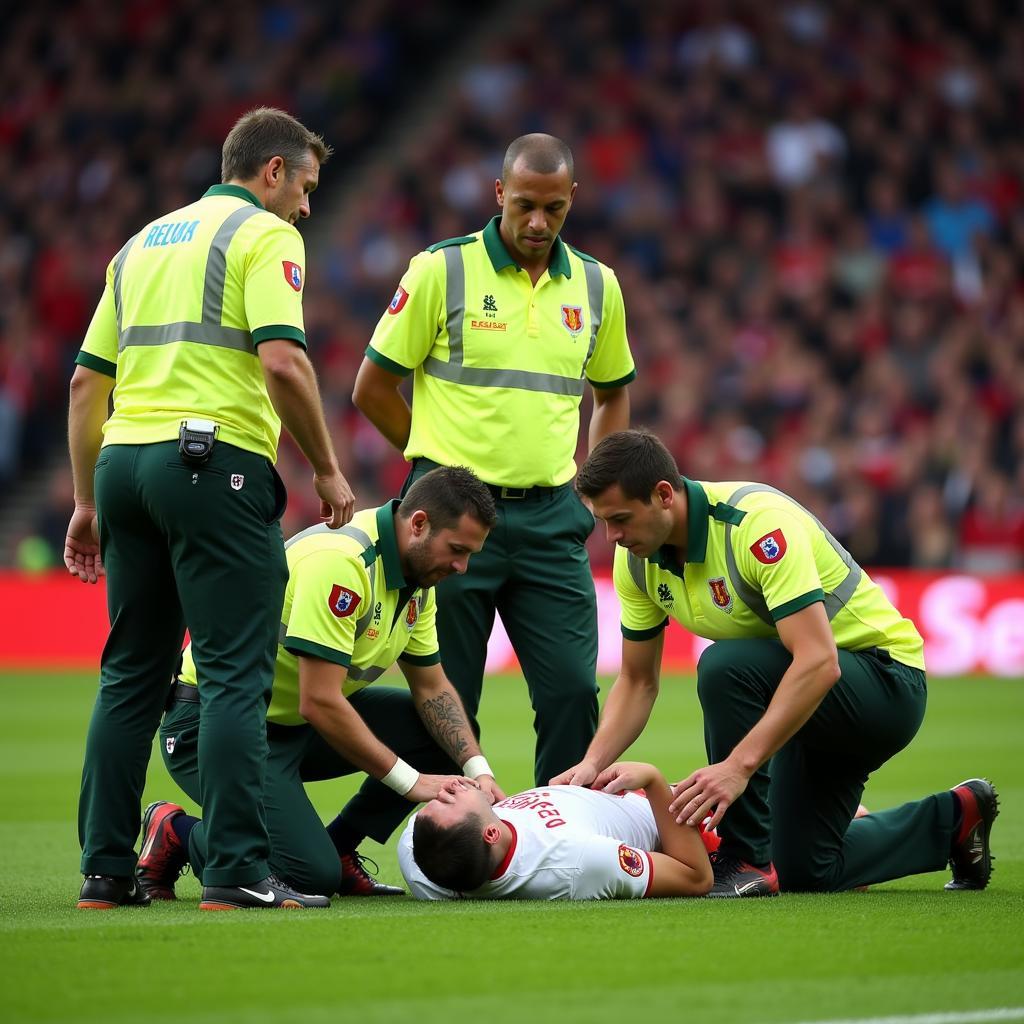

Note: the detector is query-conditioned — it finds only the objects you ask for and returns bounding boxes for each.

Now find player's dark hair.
[398,466,497,531]
[412,812,493,893]
[502,133,574,182]
[222,107,332,182]
[576,429,683,503]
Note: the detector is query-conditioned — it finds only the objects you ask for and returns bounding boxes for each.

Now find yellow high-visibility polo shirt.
[75,185,308,463]
[178,502,441,725]
[614,479,925,670]
[365,216,636,488]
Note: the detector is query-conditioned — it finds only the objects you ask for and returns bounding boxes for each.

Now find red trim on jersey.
[642,851,655,897]
[490,820,518,880]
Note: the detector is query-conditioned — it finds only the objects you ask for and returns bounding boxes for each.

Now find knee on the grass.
[275,856,341,898]
[775,857,840,893]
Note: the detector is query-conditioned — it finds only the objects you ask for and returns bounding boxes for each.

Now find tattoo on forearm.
[419,692,471,763]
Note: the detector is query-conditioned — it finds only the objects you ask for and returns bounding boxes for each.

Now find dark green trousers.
[160,685,459,895]
[697,638,955,891]
[80,441,287,886]
[405,460,599,787]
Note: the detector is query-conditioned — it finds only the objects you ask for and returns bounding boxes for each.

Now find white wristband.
[462,755,493,780]
[381,757,419,796]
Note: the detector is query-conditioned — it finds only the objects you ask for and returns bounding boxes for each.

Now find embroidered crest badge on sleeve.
[328,584,362,618]
[561,304,584,336]
[388,285,410,315]
[405,597,419,629]
[282,261,303,291]
[618,844,645,877]
[750,530,787,564]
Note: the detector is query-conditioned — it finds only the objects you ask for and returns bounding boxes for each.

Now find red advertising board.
[0,570,1021,676]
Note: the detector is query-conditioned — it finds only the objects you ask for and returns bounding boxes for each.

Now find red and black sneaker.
[706,851,780,898]
[946,779,999,891]
[338,850,404,896]
[136,800,188,900]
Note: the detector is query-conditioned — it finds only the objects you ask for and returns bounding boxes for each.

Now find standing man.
[137,467,503,908]
[66,107,355,910]
[353,134,635,786]
[555,430,998,898]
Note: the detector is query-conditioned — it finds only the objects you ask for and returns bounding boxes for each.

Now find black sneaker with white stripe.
[946,778,999,891]
[78,874,151,910]
[200,874,331,910]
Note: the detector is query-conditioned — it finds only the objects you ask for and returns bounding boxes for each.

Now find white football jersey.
[398,786,660,901]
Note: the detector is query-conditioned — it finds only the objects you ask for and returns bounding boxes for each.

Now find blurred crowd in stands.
[4,0,1023,572]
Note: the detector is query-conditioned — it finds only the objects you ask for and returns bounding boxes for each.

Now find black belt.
[167,679,200,708]
[414,458,568,502]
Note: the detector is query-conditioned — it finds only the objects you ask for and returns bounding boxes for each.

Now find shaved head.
[501,134,574,183]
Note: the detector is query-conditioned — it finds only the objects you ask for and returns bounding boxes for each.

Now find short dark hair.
[502,133,574,182]
[412,812,493,892]
[576,430,683,503]
[398,466,497,531]
[221,107,332,182]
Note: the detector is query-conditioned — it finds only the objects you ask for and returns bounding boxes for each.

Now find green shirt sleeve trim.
[253,325,306,348]
[75,351,117,378]
[621,619,668,642]
[284,637,353,668]
[365,345,414,377]
[589,368,637,389]
[771,590,825,623]
[398,651,441,667]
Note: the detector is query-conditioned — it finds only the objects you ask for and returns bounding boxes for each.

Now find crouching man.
[139,467,505,909]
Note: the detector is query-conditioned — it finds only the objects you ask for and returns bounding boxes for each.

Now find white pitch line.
[784,1010,1024,1024]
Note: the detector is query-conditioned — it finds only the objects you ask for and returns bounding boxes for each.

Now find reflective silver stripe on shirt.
[422,357,586,395]
[346,664,388,684]
[112,234,138,337]
[626,551,648,595]
[119,204,261,354]
[443,245,466,366]
[722,484,863,626]
[428,242,591,394]
[581,260,604,374]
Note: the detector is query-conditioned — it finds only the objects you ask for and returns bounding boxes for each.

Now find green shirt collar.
[481,216,572,278]
[203,184,265,210]
[649,478,709,574]
[375,500,408,590]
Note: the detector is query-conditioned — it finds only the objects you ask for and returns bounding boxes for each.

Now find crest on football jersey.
[561,304,584,336]
[328,584,362,618]
[708,577,733,611]
[750,530,787,565]
[405,597,418,629]
[282,260,303,291]
[165,736,176,755]
[617,844,644,877]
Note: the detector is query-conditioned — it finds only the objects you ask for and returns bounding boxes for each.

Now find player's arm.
[351,357,411,451]
[594,761,712,897]
[297,655,465,804]
[670,602,839,828]
[400,661,505,802]
[550,632,664,786]
[588,385,630,451]
[257,340,353,527]
[65,364,114,584]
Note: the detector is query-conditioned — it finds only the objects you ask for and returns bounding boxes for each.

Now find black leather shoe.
[78,874,151,909]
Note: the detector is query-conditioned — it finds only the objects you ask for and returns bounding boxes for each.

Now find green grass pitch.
[1,671,1021,1024]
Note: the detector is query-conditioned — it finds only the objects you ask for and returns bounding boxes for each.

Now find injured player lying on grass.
[398,762,722,900]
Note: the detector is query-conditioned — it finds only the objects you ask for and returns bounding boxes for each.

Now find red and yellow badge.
[328,584,361,618]
[388,285,410,315]
[405,597,418,628]
[750,529,787,565]
[708,577,733,610]
[282,260,303,291]
[617,844,645,877]
[561,304,584,335]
